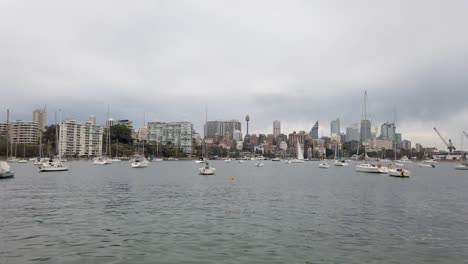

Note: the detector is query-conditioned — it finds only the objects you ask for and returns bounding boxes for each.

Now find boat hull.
[0,172,15,178]
[39,167,68,172]
[388,169,411,177]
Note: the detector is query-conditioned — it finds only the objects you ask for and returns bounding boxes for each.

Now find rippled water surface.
[1,160,468,263]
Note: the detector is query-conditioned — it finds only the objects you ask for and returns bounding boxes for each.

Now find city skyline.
[1,1,467,150]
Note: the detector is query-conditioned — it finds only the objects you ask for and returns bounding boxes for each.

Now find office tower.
[273,120,281,138]
[309,121,319,139]
[330,118,340,136]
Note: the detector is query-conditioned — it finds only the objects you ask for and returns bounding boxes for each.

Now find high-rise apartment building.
[380,122,396,141]
[59,119,103,157]
[11,121,39,144]
[309,121,319,139]
[147,121,193,154]
[360,119,371,142]
[204,120,241,139]
[401,140,411,150]
[330,118,340,136]
[273,120,281,138]
[89,115,96,125]
[33,108,47,132]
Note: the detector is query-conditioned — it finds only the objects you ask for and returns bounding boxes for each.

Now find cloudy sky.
[1,0,468,150]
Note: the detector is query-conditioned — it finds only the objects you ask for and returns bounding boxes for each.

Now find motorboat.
[195,159,204,164]
[0,161,15,178]
[395,163,404,167]
[154,158,163,162]
[318,163,329,169]
[272,157,281,161]
[238,160,244,163]
[397,156,411,163]
[334,160,349,167]
[7,157,19,163]
[255,162,264,167]
[388,167,411,177]
[131,156,149,168]
[39,158,68,172]
[18,159,28,163]
[199,162,216,175]
[422,159,438,164]
[418,163,435,168]
[224,159,232,163]
[93,156,112,165]
[455,162,468,170]
[33,157,49,165]
[111,157,121,162]
[356,163,388,173]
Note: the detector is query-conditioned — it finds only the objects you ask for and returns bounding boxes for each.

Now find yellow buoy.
[230,176,234,180]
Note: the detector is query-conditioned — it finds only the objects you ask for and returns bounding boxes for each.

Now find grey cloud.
[1,0,468,149]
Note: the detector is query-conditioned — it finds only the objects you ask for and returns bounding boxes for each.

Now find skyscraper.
[330,118,340,136]
[273,120,281,138]
[309,121,319,139]
[360,119,371,142]
[89,115,96,126]
[380,122,396,141]
[32,108,47,132]
[204,120,241,138]
[346,124,360,142]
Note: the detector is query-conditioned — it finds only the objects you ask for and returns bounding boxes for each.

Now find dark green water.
[1,160,468,263]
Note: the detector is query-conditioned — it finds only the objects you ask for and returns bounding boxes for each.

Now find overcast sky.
[1,0,468,150]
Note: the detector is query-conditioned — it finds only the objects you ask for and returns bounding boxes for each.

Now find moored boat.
[319,163,329,169]
[0,161,15,178]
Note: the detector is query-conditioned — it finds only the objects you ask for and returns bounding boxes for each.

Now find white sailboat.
[131,135,148,168]
[199,107,216,175]
[0,161,15,178]
[291,141,305,163]
[319,163,330,169]
[39,111,68,172]
[388,107,410,177]
[356,91,387,174]
[455,162,468,170]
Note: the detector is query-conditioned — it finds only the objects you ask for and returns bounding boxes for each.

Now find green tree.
[110,124,132,144]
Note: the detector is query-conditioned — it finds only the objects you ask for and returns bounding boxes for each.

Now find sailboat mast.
[393,106,397,161]
[363,91,367,160]
[6,109,9,159]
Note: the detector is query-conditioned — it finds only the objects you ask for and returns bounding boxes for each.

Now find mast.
[6,109,9,159]
[107,105,111,157]
[393,106,397,161]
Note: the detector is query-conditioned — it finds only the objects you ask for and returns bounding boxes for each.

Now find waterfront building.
[331,118,340,136]
[401,140,411,150]
[368,138,393,151]
[415,143,423,152]
[279,141,288,151]
[59,119,103,157]
[273,120,281,138]
[147,121,193,154]
[360,119,371,142]
[32,108,47,132]
[309,121,319,139]
[346,125,359,142]
[136,126,148,141]
[11,121,39,144]
[233,129,242,141]
[107,118,133,130]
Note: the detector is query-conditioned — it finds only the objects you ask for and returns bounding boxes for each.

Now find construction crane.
[434,127,456,153]
[464,131,468,139]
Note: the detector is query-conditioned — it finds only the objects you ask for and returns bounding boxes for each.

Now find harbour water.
[1,161,468,263]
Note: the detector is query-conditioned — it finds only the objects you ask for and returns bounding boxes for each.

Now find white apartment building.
[59,119,103,157]
[147,121,193,154]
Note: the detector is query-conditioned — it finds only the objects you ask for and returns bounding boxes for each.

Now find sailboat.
[355,91,387,174]
[291,141,305,163]
[39,111,68,172]
[131,137,149,168]
[388,107,411,177]
[1,109,15,178]
[0,161,15,178]
[199,107,216,175]
[94,106,112,165]
[18,143,27,163]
